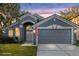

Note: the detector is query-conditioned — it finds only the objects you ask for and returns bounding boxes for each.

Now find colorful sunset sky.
[20,3,79,17]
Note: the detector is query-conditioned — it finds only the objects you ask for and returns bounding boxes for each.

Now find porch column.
[19,25,24,43]
[35,27,38,45]
[13,28,16,41]
[3,29,8,38]
[6,29,8,37]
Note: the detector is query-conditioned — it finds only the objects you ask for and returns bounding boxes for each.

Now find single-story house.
[3,13,79,45]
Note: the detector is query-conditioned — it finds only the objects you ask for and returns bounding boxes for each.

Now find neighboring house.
[3,13,79,45]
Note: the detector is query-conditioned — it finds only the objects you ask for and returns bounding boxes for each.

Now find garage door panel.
[38,29,71,44]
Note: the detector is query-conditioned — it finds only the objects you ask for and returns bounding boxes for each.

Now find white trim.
[20,14,37,21]
[21,20,35,24]
[36,36,38,45]
[71,28,74,44]
[38,27,73,29]
[37,27,74,44]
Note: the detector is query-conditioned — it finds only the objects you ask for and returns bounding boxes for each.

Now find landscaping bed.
[0,44,37,56]
[75,40,79,46]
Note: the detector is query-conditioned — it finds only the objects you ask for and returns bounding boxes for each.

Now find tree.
[0,12,6,29]
[19,11,31,17]
[0,3,20,18]
[0,4,20,30]
[59,7,79,25]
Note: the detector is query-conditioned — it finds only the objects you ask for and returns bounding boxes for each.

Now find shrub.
[0,37,21,44]
[0,29,2,39]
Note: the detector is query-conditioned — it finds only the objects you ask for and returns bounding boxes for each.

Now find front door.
[26,30,33,43]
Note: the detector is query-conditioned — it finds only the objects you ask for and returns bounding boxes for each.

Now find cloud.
[25,8,66,18]
[20,3,79,17]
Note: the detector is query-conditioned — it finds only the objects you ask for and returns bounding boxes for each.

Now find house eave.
[33,14,79,29]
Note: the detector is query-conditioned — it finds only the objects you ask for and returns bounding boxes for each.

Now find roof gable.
[5,13,37,29]
[33,13,44,19]
[33,14,79,28]
[33,13,44,22]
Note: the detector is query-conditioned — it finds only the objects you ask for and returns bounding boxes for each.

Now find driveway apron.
[37,44,79,56]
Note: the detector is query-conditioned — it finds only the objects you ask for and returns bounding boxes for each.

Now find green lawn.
[0,44,37,56]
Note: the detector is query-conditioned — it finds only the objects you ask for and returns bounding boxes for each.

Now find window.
[15,27,20,38]
[8,29,13,37]
[26,25,33,30]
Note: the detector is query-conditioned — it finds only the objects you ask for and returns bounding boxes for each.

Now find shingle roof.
[33,13,44,20]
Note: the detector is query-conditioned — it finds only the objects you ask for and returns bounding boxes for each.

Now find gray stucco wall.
[39,18,73,27]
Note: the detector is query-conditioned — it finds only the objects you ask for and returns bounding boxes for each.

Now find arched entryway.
[23,22,34,43]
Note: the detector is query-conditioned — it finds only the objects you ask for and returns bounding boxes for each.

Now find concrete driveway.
[37,44,79,56]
